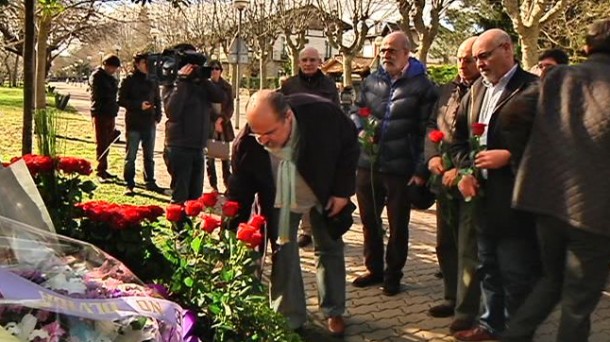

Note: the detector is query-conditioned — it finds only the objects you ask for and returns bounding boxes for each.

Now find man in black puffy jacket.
[90,54,121,182]
[118,52,164,196]
[352,31,438,296]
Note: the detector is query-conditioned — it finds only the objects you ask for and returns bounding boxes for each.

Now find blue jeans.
[477,234,541,335]
[163,146,204,204]
[124,128,156,188]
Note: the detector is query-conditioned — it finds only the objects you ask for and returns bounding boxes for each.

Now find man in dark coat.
[451,29,541,341]
[227,90,359,336]
[502,19,610,342]
[205,60,234,192]
[351,31,438,296]
[279,46,339,248]
[162,44,225,205]
[118,52,163,196]
[424,36,481,333]
[89,54,121,182]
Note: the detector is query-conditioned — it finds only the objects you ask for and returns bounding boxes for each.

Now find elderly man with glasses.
[227,90,359,336]
[450,28,541,341]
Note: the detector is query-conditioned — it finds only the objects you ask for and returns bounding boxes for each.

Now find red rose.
[428,130,445,144]
[166,204,184,222]
[248,215,266,230]
[201,215,221,233]
[145,206,164,221]
[222,201,239,217]
[200,192,219,208]
[184,200,203,217]
[237,223,263,249]
[2,162,10,168]
[358,107,372,118]
[471,123,487,137]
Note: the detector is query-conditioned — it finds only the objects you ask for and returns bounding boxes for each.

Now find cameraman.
[162,44,225,205]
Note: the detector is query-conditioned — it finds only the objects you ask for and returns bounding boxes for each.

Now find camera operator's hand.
[142,101,152,111]
[178,64,194,76]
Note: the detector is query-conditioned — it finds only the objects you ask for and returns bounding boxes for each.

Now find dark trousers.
[356,168,411,283]
[502,216,610,342]
[477,233,541,335]
[124,128,156,188]
[206,158,231,190]
[93,115,115,175]
[163,146,204,204]
[436,196,481,320]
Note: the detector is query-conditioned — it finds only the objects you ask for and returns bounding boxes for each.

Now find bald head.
[246,90,293,149]
[473,29,516,84]
[456,36,480,82]
[299,47,322,76]
[380,31,411,77]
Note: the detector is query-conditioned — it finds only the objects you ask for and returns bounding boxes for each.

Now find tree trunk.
[259,54,267,90]
[342,53,353,87]
[290,48,299,76]
[35,17,52,110]
[416,34,432,66]
[519,26,540,71]
[23,0,36,155]
[12,54,19,87]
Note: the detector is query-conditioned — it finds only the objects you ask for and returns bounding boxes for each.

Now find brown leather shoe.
[327,316,345,337]
[454,326,498,341]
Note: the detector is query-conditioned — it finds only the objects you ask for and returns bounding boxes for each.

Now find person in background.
[90,54,121,183]
[205,60,234,193]
[118,52,164,196]
[279,46,339,248]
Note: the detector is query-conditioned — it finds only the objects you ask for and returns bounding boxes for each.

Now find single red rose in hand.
[200,192,219,208]
[237,223,257,242]
[201,214,221,233]
[248,215,266,230]
[358,107,372,118]
[248,231,264,249]
[471,123,487,137]
[428,130,445,143]
[222,201,239,217]
[166,204,183,222]
[184,200,203,217]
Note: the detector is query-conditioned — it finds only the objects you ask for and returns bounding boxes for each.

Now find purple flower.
[147,283,170,299]
[182,310,199,342]
[42,321,66,342]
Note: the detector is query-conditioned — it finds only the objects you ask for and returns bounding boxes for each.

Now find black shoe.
[98,171,117,179]
[428,302,455,317]
[449,318,474,333]
[297,234,312,248]
[145,183,165,193]
[352,273,383,288]
[382,281,401,296]
[124,187,135,196]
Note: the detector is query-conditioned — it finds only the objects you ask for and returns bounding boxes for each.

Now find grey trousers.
[270,208,346,329]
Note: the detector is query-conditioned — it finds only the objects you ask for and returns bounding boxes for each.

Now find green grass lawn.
[0,86,170,207]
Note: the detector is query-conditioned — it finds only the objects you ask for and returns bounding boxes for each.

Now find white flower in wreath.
[43,273,87,294]
[3,314,38,340]
[27,328,50,341]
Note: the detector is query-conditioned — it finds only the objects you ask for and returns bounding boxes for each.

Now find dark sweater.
[89,67,119,117]
[118,70,162,132]
[279,69,339,105]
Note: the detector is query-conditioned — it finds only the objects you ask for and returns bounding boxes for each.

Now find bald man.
[424,36,481,333]
[226,90,359,336]
[352,31,438,296]
[449,29,541,341]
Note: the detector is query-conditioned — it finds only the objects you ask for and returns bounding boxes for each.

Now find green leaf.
[190,236,202,254]
[183,277,194,287]
[79,180,97,193]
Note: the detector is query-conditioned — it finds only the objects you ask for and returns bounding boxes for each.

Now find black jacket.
[451,66,539,237]
[89,67,119,117]
[211,77,235,142]
[279,69,339,105]
[162,78,225,149]
[118,70,162,132]
[358,57,438,177]
[227,94,359,239]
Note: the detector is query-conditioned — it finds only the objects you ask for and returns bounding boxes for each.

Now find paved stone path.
[53,83,610,342]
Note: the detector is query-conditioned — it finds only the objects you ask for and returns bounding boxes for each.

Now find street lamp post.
[233,0,249,130]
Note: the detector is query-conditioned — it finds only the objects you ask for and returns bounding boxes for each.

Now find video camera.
[147,48,212,86]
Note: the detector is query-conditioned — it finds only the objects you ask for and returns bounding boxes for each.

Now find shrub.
[428,65,458,85]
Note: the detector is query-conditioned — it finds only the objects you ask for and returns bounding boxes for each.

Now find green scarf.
[266,118,299,245]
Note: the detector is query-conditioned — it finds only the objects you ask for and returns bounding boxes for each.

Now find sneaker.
[352,273,383,288]
[454,326,498,341]
[297,234,312,248]
[428,302,456,317]
[124,187,135,196]
[382,281,401,296]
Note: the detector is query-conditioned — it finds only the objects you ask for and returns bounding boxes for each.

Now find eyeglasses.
[473,44,504,62]
[300,58,318,63]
